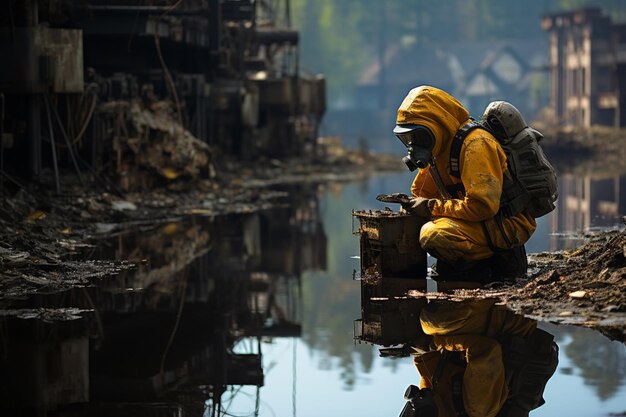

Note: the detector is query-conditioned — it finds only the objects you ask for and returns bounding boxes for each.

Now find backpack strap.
[451,373,469,417]
[450,121,516,252]
[445,183,466,199]
[431,349,449,391]
[450,121,488,179]
[431,350,469,417]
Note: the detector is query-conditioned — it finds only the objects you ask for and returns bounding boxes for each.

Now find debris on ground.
[0,189,135,299]
[0,137,402,301]
[414,219,626,343]
[98,100,215,191]
[0,308,92,322]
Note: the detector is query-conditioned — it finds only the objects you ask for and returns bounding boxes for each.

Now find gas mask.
[398,385,438,417]
[393,125,435,172]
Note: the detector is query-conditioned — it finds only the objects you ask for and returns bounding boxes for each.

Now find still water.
[224,172,626,417]
[1,172,625,416]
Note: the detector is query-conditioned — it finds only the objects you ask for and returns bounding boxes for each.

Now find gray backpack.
[449,101,558,218]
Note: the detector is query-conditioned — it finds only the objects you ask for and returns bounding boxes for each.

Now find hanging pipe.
[48,94,86,189]
[1,93,4,194]
[43,95,61,194]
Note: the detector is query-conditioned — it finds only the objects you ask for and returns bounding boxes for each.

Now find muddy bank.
[0,147,400,300]
[542,126,626,175]
[420,221,626,343]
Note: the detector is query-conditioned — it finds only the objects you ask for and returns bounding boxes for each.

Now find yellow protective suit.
[396,86,536,262]
[413,299,537,417]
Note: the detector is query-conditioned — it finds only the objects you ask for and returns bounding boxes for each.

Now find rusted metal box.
[354,296,428,346]
[254,78,294,107]
[299,75,326,117]
[352,210,427,279]
[0,27,83,93]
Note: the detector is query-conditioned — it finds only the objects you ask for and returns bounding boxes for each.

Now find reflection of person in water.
[400,299,558,417]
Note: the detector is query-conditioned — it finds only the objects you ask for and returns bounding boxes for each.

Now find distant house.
[457,45,539,117]
[354,40,548,115]
[542,8,626,127]
[324,40,548,147]
[355,42,457,111]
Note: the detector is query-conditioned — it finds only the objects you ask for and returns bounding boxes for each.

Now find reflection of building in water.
[549,174,626,250]
[0,317,91,415]
[0,188,327,416]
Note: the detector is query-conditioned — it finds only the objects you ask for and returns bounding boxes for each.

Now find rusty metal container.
[354,296,428,346]
[254,78,294,107]
[352,210,427,279]
[0,27,84,94]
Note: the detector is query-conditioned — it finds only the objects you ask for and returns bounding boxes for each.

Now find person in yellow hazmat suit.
[399,299,558,417]
[392,86,536,282]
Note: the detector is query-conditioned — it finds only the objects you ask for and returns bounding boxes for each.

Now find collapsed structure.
[0,0,326,189]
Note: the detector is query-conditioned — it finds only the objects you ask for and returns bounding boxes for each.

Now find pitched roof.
[357,39,547,93]
[357,42,454,87]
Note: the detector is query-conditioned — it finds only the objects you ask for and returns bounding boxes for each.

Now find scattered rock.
[111,200,138,211]
[567,291,587,298]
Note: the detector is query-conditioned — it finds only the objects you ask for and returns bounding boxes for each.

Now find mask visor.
[393,125,435,149]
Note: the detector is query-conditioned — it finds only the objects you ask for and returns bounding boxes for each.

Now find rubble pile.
[0,133,400,300]
[519,224,626,340]
[0,190,134,299]
[444,221,626,342]
[127,101,214,179]
[98,100,215,190]
[96,100,400,191]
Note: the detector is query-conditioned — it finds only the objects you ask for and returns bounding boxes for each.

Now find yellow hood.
[420,299,496,336]
[396,86,470,157]
[420,299,536,339]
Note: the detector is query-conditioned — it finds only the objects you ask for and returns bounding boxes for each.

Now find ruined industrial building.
[0,0,326,189]
[1,2,626,417]
[543,7,626,128]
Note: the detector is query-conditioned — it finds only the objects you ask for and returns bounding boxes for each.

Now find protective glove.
[402,386,437,417]
[403,197,434,218]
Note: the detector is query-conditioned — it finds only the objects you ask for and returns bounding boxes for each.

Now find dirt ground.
[0,147,401,300]
[420,222,626,343]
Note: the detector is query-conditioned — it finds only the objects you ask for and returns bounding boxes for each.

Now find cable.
[0,170,31,194]
[74,152,126,197]
[72,92,97,146]
[48,93,87,189]
[154,0,185,126]
[159,268,188,387]
[0,93,4,194]
[43,94,61,194]
[42,92,96,149]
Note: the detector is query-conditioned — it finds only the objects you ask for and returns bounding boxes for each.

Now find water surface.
[1,172,625,417]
